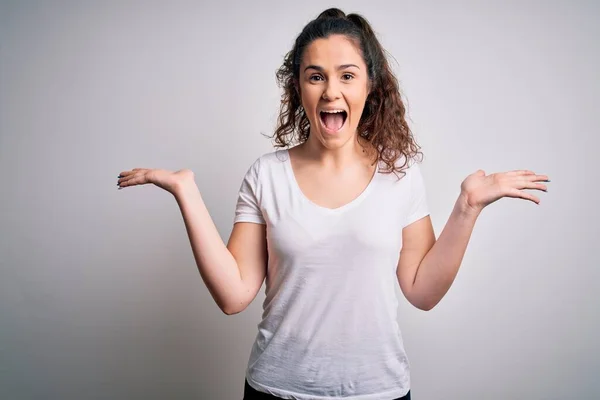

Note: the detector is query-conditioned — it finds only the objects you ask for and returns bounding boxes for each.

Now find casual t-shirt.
[233,148,430,400]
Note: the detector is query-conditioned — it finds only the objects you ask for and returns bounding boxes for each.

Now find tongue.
[322,113,344,131]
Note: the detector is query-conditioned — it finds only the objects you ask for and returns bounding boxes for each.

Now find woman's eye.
[310,75,323,82]
[342,74,354,80]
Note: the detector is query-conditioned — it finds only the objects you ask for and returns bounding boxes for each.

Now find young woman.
[117,8,550,400]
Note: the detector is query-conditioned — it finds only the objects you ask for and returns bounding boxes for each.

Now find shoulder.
[393,153,423,171]
[242,149,290,186]
[259,148,290,166]
[376,153,424,184]
[246,149,288,175]
[250,148,289,166]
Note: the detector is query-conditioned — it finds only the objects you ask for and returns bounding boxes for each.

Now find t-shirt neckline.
[283,148,379,215]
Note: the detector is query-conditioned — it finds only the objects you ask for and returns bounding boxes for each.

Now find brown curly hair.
[270,8,423,177]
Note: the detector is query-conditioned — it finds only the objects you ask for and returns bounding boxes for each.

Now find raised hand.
[459,169,550,213]
[117,168,195,194]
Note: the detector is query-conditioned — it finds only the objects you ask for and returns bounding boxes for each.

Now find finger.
[517,171,550,182]
[118,171,145,187]
[508,187,540,204]
[119,177,138,188]
[125,174,144,186]
[117,173,135,186]
[517,170,536,175]
[118,169,149,184]
[518,179,548,192]
[120,173,149,187]
[507,170,536,176]
[118,168,147,178]
[514,173,549,183]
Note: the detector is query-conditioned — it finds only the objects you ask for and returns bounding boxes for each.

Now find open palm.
[117,168,195,194]
[460,169,549,212]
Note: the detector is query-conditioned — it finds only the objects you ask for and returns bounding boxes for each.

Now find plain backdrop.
[1,0,598,399]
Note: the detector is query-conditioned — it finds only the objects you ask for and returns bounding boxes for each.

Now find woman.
[117,8,549,400]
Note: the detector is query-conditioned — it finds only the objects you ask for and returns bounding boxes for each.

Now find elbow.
[221,298,248,316]
[221,307,243,315]
[222,307,239,316]
[420,299,443,311]
[410,297,438,312]
[416,303,435,312]
[406,287,440,311]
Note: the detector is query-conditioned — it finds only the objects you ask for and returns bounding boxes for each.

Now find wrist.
[172,177,198,199]
[456,192,482,218]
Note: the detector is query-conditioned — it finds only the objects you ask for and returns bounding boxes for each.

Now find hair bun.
[316,8,346,19]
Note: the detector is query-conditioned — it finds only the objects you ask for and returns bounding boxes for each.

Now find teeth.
[321,110,345,113]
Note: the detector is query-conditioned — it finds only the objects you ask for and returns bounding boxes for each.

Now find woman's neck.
[296,135,377,171]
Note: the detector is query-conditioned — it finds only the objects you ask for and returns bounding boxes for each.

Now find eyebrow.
[304,64,360,73]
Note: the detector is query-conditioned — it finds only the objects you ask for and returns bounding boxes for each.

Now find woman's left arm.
[397,169,549,311]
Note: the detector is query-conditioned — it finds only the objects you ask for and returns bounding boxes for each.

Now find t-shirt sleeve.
[233,157,266,225]
[404,160,430,228]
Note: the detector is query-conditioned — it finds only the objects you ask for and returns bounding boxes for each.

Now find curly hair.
[271,8,423,177]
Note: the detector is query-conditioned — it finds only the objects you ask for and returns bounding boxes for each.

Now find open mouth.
[319,110,347,133]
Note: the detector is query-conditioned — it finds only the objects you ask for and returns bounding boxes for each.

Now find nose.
[322,80,341,101]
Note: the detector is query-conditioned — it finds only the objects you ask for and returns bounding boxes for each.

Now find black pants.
[244,379,411,400]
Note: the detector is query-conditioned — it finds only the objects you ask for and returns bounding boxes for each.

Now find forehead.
[301,34,365,69]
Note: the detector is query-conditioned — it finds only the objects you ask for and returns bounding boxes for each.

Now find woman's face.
[298,34,370,149]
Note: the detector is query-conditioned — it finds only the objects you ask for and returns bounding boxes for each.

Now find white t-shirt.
[234,148,430,400]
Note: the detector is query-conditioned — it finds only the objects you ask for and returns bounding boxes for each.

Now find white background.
[1,0,598,398]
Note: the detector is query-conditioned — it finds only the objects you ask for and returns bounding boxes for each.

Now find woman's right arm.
[118,168,267,315]
[175,181,267,315]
